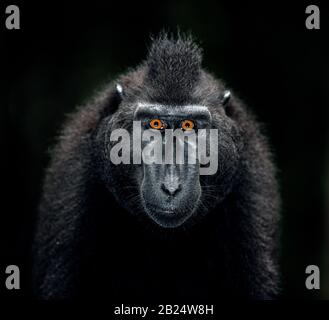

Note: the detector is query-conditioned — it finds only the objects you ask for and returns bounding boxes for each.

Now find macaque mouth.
[142,196,198,221]
[143,202,178,216]
[143,201,195,228]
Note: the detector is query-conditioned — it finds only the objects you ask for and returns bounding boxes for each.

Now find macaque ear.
[221,90,231,107]
[116,83,124,98]
[104,83,124,115]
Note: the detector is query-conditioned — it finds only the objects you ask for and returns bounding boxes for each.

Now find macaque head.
[96,34,242,228]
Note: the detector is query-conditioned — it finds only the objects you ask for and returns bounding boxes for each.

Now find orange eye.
[150,119,165,130]
[181,120,194,131]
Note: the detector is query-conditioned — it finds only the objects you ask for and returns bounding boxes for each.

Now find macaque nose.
[161,165,182,196]
[161,181,182,196]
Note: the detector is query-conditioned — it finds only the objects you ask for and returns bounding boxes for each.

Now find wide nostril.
[161,183,182,196]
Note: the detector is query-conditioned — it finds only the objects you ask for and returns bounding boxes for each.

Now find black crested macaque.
[33,33,280,300]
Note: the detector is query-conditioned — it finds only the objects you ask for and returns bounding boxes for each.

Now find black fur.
[33,33,280,300]
[145,33,202,104]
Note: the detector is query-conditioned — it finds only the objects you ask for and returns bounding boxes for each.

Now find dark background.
[1,1,329,300]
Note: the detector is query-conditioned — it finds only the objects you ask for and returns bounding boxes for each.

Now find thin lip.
[145,203,176,216]
[142,200,195,228]
[141,193,196,218]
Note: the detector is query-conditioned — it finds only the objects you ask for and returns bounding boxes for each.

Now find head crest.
[145,32,203,104]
